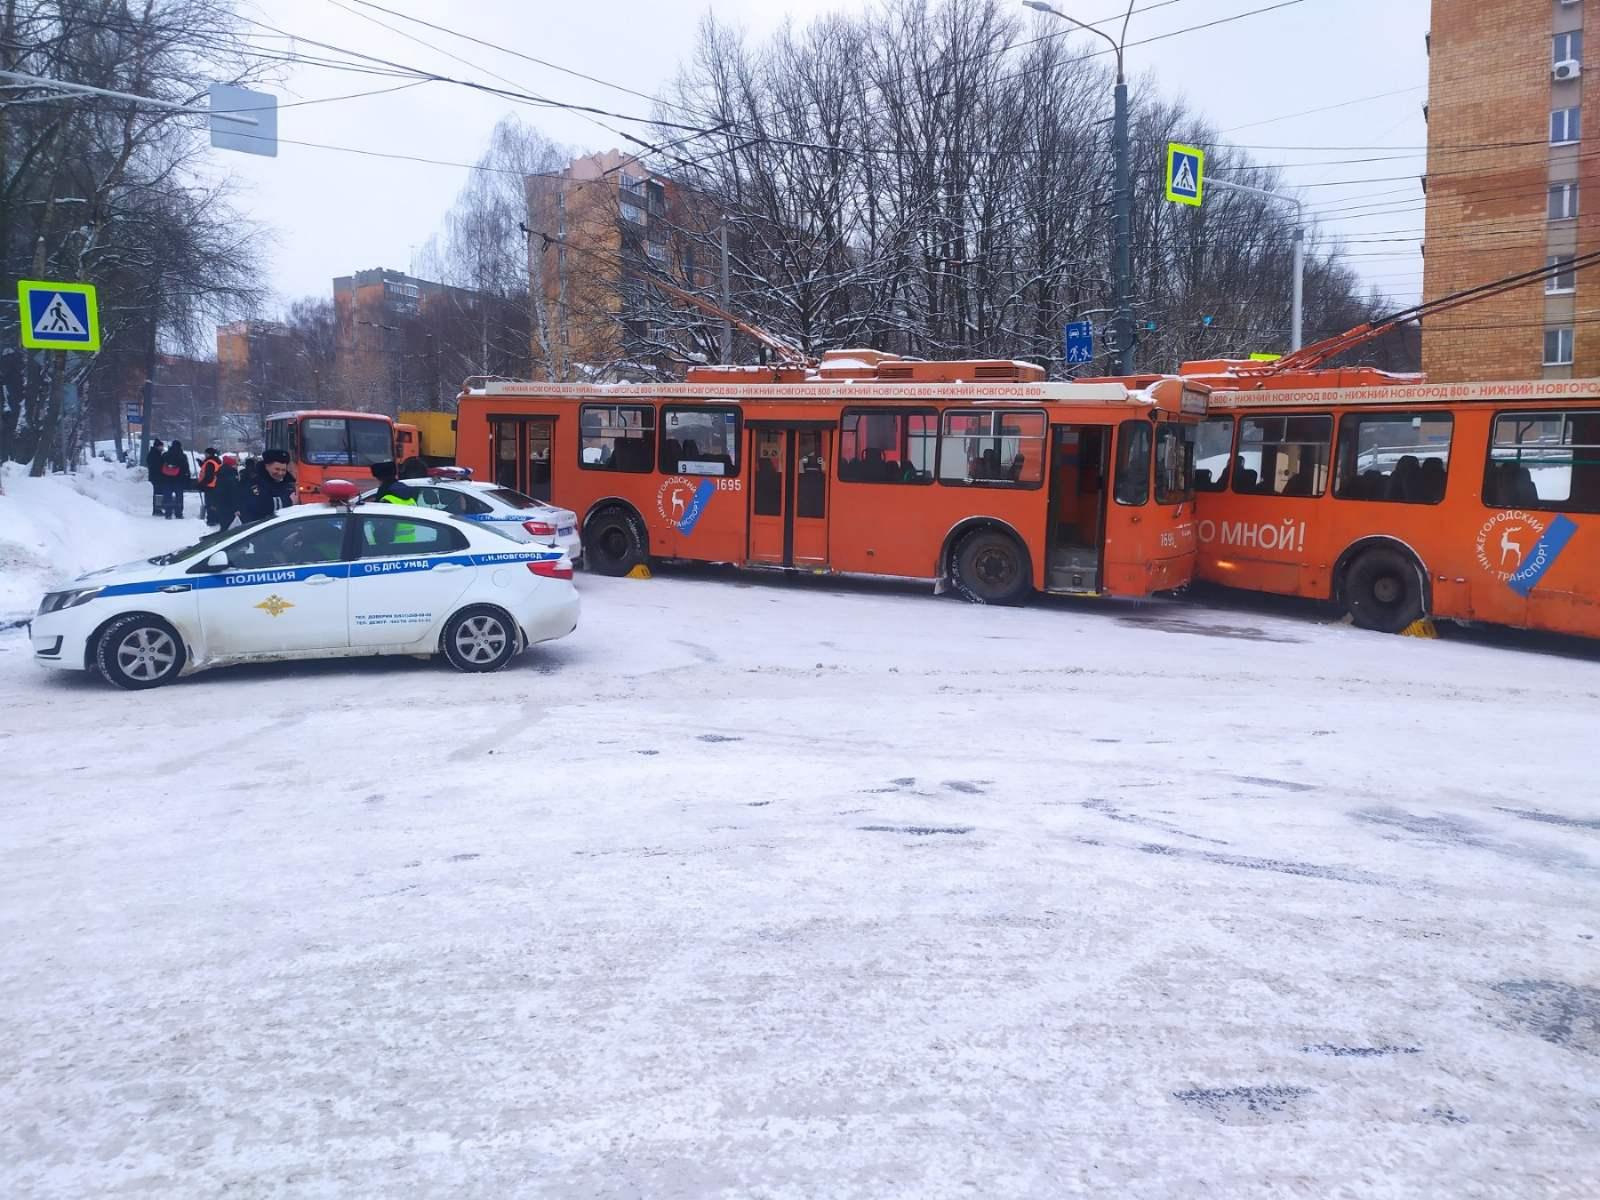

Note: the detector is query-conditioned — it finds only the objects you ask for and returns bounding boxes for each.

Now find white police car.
[29,496,579,689]
[366,476,583,564]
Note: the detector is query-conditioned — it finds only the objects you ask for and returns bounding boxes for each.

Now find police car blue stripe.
[92,548,562,598]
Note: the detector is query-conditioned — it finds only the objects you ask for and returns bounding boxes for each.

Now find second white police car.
[29,492,579,689]
[363,475,583,564]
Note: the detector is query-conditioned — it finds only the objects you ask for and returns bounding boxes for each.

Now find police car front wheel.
[442,606,519,673]
[95,614,187,690]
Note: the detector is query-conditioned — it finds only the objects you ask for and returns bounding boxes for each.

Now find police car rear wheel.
[443,606,518,673]
[96,615,186,690]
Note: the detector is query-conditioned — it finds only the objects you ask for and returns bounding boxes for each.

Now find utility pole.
[556,190,569,382]
[1112,77,1132,373]
[140,319,156,463]
[719,216,732,363]
[1024,1,1138,374]
[1204,177,1306,350]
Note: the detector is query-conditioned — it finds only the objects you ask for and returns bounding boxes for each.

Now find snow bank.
[0,462,208,619]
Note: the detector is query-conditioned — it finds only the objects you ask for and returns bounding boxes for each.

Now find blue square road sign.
[19,280,100,351]
[1064,320,1094,365]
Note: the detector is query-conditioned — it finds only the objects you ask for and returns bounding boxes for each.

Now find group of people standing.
[143,441,297,528]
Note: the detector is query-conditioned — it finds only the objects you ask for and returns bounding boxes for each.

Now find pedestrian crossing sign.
[19,279,100,351]
[1165,143,1204,207]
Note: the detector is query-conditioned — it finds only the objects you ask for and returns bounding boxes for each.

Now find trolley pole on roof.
[1023,1,1138,374]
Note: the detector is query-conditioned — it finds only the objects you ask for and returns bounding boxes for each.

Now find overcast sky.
[217,0,1430,322]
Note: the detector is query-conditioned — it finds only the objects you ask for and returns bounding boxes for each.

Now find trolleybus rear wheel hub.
[976,548,1015,585]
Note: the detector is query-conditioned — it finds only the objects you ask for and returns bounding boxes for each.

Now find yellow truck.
[396,410,457,466]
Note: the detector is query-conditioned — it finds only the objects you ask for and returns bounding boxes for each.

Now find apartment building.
[1422,0,1596,380]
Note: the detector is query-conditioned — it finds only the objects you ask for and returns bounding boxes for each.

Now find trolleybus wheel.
[1343,547,1425,634]
[950,528,1031,606]
[584,508,647,577]
[96,614,186,690]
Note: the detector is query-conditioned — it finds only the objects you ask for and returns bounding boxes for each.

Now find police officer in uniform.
[243,448,296,522]
[370,459,419,506]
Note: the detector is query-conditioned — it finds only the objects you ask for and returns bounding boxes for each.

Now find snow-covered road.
[2,560,1598,1197]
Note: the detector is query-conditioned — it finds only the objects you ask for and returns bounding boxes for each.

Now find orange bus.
[264,409,398,503]
[455,351,1208,604]
[1188,378,1600,638]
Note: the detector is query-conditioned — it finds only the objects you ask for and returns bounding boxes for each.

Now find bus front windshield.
[301,417,393,466]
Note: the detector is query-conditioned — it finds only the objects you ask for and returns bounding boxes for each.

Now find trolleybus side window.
[660,406,739,477]
[1194,416,1234,492]
[1334,412,1453,504]
[1484,410,1600,513]
[838,409,936,483]
[1233,415,1332,497]
[1114,420,1151,506]
[1155,421,1197,504]
[580,403,656,472]
[936,409,1046,487]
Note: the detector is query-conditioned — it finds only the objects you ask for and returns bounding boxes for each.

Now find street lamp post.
[1201,177,1305,350]
[1023,0,1138,375]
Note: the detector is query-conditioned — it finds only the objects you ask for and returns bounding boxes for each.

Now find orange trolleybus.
[1185,376,1600,639]
[455,350,1208,605]
[264,409,399,504]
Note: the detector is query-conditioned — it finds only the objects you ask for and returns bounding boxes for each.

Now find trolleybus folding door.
[748,422,831,568]
[489,415,555,501]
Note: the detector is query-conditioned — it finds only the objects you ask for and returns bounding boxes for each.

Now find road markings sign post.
[1163,141,1304,350]
[1064,320,1094,365]
[18,280,100,351]
[1165,143,1204,207]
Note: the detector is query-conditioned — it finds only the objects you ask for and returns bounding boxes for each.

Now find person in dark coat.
[145,439,166,516]
[242,448,296,522]
[369,459,418,505]
[212,453,242,531]
[159,440,191,519]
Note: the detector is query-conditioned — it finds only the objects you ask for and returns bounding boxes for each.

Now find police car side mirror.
[204,550,229,571]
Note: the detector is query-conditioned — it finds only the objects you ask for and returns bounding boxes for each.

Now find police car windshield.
[148,520,268,565]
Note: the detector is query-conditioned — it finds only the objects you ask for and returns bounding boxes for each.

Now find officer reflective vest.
[378,492,420,543]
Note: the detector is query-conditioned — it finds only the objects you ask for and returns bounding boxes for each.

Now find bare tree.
[0,0,267,472]
[645,0,1400,376]
[419,116,568,392]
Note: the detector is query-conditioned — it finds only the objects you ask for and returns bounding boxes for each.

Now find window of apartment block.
[618,172,643,195]
[1554,30,1583,64]
[1544,327,1575,366]
[620,201,645,224]
[1551,106,1581,145]
[1547,255,1577,293]
[1549,182,1580,221]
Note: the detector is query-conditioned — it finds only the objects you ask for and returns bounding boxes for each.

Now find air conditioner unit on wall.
[1555,59,1582,81]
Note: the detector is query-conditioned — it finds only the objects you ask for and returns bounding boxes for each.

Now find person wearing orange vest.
[197,447,222,525]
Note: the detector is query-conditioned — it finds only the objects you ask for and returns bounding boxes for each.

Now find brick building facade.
[1423,0,1597,381]
[526,150,721,380]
